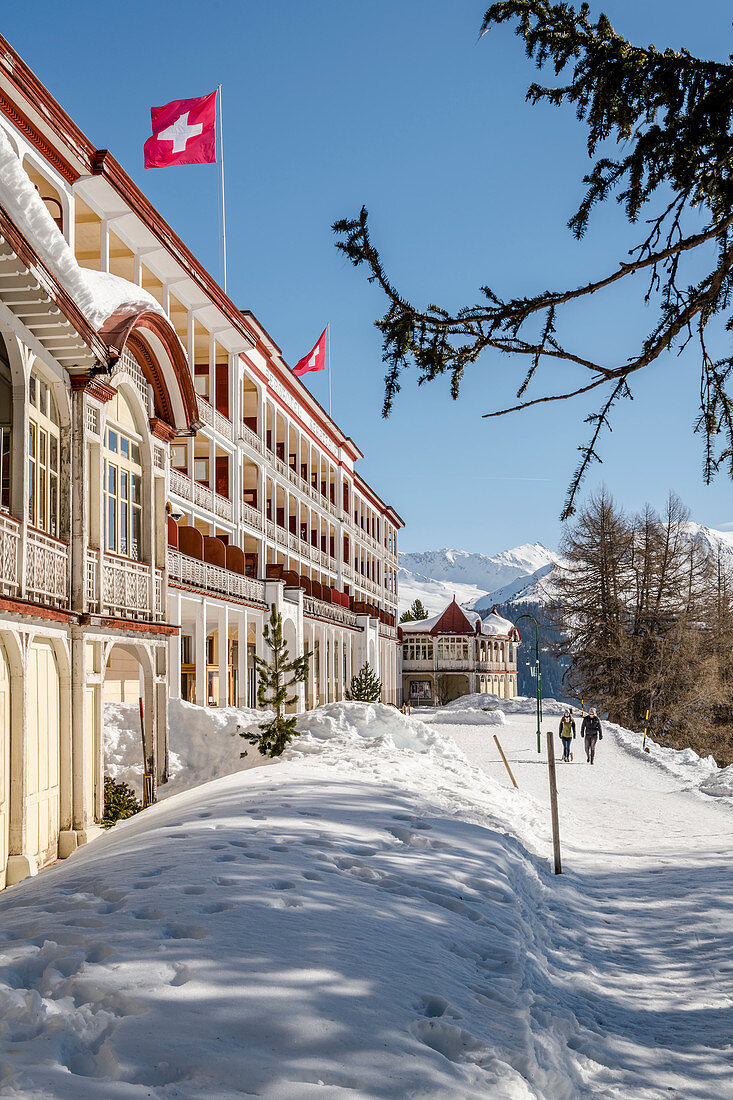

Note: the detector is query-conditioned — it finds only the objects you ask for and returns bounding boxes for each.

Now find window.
[28,371,60,536]
[194,457,209,485]
[104,411,143,560]
[402,636,433,662]
[437,637,470,662]
[171,443,187,471]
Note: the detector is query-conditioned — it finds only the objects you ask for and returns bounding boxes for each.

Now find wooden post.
[493,734,518,789]
[545,730,562,875]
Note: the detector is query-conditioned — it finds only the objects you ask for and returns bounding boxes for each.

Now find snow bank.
[0,703,570,1099]
[104,699,273,799]
[0,127,165,328]
[699,764,733,798]
[609,720,719,790]
[427,693,507,726]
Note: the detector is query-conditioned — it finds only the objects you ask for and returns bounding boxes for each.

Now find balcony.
[303,594,358,628]
[0,512,20,597]
[170,469,234,524]
[197,397,234,441]
[240,423,263,454]
[86,548,163,621]
[26,528,68,607]
[168,547,266,605]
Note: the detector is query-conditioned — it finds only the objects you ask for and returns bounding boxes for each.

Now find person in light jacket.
[581,708,603,764]
[558,710,576,762]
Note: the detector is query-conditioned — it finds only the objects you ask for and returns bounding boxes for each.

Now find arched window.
[28,371,60,537]
[104,388,143,560]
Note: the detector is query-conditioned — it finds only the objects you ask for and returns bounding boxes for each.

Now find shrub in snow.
[102,776,141,827]
[242,603,311,757]
[345,662,382,702]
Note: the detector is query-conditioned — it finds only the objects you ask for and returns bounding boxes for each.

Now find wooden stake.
[493,734,518,789]
[545,730,562,875]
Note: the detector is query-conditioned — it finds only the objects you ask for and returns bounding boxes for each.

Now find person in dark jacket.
[581,709,603,763]
[558,710,576,761]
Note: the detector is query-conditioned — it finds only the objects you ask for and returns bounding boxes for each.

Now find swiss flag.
[144,91,217,169]
[293,327,327,377]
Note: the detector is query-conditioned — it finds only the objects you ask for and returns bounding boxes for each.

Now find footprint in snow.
[181,885,206,896]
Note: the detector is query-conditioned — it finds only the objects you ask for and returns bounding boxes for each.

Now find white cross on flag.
[293,327,327,377]
[144,91,217,168]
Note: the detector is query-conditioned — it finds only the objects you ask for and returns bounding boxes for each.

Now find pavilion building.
[400,599,520,706]
[0,35,403,890]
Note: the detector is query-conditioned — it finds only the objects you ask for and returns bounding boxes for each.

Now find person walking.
[558,710,576,761]
[581,708,603,763]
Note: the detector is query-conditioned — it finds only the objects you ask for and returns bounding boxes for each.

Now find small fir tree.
[346,662,382,702]
[240,603,311,758]
[103,776,142,828]
[400,598,429,624]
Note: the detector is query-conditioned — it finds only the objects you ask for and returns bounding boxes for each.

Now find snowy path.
[0,701,731,1098]
[429,710,733,1098]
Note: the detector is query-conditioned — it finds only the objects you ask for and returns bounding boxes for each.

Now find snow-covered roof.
[401,598,518,638]
[0,126,166,331]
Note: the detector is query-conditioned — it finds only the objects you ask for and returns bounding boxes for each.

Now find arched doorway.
[26,638,61,868]
[0,640,10,888]
[103,642,157,804]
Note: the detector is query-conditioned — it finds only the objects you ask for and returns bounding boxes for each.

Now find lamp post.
[513,612,542,754]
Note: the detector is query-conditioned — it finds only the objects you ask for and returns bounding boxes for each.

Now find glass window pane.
[49,474,58,538]
[132,505,141,561]
[131,473,141,505]
[120,436,129,460]
[131,442,140,465]
[50,435,58,472]
[107,430,118,454]
[29,375,36,407]
[120,500,128,555]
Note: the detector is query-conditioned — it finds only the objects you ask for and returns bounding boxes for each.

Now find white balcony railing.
[240,423,263,454]
[241,501,262,530]
[0,512,20,597]
[303,595,358,628]
[99,554,163,620]
[26,529,68,607]
[170,469,234,523]
[198,398,234,441]
[168,548,266,605]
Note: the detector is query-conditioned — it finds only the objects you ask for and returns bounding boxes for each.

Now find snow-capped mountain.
[398,523,733,618]
[398,543,560,616]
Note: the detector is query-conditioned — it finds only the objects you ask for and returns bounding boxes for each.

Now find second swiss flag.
[144,91,217,169]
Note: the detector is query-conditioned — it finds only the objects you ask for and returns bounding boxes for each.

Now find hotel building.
[0,36,402,889]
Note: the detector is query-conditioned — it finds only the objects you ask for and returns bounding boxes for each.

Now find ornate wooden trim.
[0,88,79,184]
[148,417,177,443]
[69,374,115,402]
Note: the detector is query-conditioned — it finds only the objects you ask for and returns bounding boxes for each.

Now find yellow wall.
[26,639,60,868]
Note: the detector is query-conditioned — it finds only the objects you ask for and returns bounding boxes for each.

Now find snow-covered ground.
[1,699,732,1097]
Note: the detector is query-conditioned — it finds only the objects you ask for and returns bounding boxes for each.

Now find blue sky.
[5,1,733,553]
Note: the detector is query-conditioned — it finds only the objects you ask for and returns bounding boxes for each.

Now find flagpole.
[217,83,227,295]
[328,322,332,417]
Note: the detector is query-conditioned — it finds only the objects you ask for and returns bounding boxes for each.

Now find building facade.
[400,599,520,706]
[0,36,402,890]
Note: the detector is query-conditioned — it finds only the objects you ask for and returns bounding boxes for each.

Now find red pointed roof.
[429,597,475,636]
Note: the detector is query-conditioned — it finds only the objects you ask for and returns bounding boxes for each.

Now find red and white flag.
[293,327,327,377]
[144,91,217,169]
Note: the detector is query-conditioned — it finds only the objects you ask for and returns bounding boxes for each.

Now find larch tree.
[333,2,733,518]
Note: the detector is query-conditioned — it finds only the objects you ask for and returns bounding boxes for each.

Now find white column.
[169,590,182,700]
[218,603,229,707]
[238,608,247,707]
[195,599,207,707]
